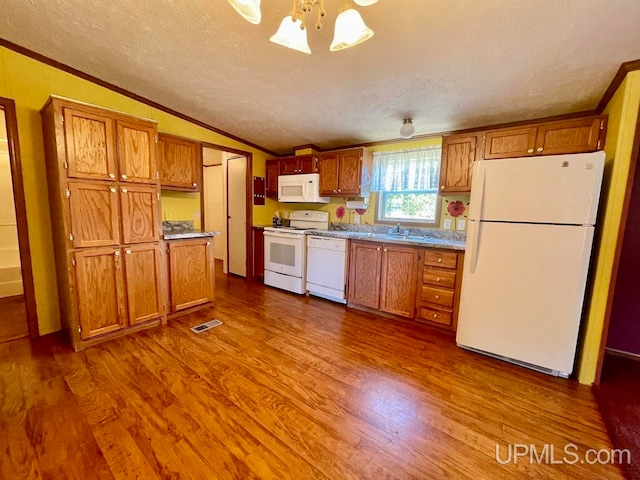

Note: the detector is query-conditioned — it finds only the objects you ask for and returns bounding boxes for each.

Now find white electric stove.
[263,210,329,294]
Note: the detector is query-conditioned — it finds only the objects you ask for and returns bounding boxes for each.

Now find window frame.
[375,189,442,227]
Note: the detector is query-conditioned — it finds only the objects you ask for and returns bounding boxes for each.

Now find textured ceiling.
[1,1,640,154]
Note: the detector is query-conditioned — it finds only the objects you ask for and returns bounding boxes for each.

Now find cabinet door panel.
[266,159,280,198]
[484,127,537,159]
[74,248,125,339]
[159,136,198,189]
[298,155,318,174]
[380,246,418,318]
[117,120,157,183]
[347,242,382,309]
[338,150,362,195]
[124,244,163,325]
[440,135,477,193]
[68,182,120,248]
[120,185,159,244]
[168,239,214,312]
[64,108,117,180]
[536,118,602,155]
[280,157,300,175]
[318,154,339,195]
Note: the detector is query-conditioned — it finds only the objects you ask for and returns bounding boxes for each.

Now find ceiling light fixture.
[400,118,415,139]
[228,0,376,54]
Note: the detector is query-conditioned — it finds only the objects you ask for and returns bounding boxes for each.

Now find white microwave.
[278,173,330,203]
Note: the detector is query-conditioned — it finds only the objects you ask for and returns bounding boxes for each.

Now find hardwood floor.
[0,268,626,479]
[0,294,29,343]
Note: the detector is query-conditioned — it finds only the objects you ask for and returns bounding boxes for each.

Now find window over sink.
[371,146,442,225]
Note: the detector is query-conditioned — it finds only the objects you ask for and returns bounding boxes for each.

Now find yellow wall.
[279,137,471,229]
[577,71,640,384]
[0,46,274,334]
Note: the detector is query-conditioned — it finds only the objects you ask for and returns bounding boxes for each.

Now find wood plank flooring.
[0,268,627,479]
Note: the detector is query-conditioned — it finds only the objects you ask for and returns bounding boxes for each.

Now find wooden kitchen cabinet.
[167,238,215,312]
[415,249,464,330]
[483,116,606,160]
[123,244,164,326]
[251,227,265,281]
[63,108,117,181]
[439,133,482,193]
[279,155,318,175]
[158,133,201,191]
[318,147,373,197]
[380,245,419,317]
[348,241,383,309]
[42,96,164,351]
[265,158,280,198]
[116,119,158,183]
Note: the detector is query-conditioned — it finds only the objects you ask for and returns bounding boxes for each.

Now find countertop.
[163,229,221,240]
[306,230,466,251]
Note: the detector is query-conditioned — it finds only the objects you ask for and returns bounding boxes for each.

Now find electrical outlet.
[194,211,201,220]
[456,218,467,231]
[354,215,360,225]
[165,211,172,220]
[443,218,452,229]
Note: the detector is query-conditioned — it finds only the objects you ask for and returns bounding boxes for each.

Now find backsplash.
[330,223,467,242]
[163,220,194,232]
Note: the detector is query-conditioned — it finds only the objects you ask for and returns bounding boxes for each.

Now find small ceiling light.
[270,16,311,54]
[354,0,379,5]
[228,0,262,24]
[400,118,415,139]
[330,3,374,52]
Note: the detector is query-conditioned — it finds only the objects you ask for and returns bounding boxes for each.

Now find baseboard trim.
[605,347,640,361]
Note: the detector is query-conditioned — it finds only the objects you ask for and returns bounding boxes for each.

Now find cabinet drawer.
[423,251,457,269]
[423,268,456,288]
[421,286,454,308]
[417,306,452,326]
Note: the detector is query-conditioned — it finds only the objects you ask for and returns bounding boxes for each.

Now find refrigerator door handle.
[469,221,481,274]
[475,162,487,221]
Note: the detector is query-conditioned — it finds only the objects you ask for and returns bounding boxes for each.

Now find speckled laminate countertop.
[163,230,220,240]
[306,230,466,251]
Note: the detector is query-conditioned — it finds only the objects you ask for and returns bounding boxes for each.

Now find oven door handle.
[263,231,304,240]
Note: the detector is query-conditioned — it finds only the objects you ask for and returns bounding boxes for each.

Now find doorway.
[0,98,38,342]
[202,144,252,278]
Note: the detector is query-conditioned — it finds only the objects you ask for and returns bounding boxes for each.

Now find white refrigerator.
[456,151,606,378]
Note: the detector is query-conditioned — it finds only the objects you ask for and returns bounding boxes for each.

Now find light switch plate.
[443,218,452,230]
[456,218,466,231]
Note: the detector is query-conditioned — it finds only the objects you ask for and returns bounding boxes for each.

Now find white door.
[457,220,595,374]
[227,156,247,277]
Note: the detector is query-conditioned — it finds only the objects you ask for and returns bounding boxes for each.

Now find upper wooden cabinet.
[63,108,117,181]
[440,133,482,193]
[120,185,160,244]
[117,120,157,183]
[265,159,280,199]
[318,148,373,197]
[68,181,120,248]
[279,155,318,175]
[483,116,606,160]
[167,238,215,312]
[158,133,201,191]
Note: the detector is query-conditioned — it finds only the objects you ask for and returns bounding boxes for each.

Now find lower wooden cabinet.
[347,241,418,318]
[251,227,265,281]
[167,238,215,312]
[73,243,164,340]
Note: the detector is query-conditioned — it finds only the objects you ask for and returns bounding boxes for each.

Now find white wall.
[203,148,227,271]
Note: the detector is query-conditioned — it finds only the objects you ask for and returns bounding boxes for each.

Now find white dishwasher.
[306,236,348,304]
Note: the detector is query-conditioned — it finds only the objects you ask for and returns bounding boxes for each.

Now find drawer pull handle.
[435,295,440,300]
[537,147,543,152]
[527,148,534,153]
[432,313,438,319]
[436,277,441,282]
[437,258,442,263]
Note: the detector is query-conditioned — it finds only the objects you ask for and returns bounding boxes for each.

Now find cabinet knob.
[206,241,211,245]
[121,174,128,179]
[125,249,131,255]
[333,190,337,193]
[114,251,121,257]
[384,248,387,252]
[122,188,128,193]
[110,187,116,193]
[338,189,342,193]
[435,295,440,300]
[440,185,445,190]
[193,183,197,187]
[109,173,116,179]
[432,313,438,319]
[376,247,381,251]
[436,277,441,282]
[537,147,543,152]
[527,148,534,153]
[437,257,442,263]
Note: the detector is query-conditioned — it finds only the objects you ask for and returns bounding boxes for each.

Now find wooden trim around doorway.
[0,97,39,337]
[594,103,640,384]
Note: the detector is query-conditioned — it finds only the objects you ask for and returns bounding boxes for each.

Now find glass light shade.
[330,8,374,52]
[270,16,311,54]
[228,0,261,25]
[400,119,415,139]
[354,0,379,6]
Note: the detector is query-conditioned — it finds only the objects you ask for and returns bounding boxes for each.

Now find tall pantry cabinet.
[41,97,165,351]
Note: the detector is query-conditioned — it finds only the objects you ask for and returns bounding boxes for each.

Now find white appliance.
[278,173,330,204]
[264,210,329,294]
[456,151,606,378]
[306,236,348,304]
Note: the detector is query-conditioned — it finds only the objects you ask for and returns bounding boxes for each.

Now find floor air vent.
[190,320,223,333]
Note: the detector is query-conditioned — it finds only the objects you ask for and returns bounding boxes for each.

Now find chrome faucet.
[395,223,401,234]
